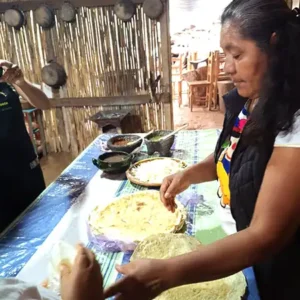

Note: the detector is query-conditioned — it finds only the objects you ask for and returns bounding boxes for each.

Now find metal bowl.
[107,135,142,154]
[144,130,175,157]
[92,151,132,174]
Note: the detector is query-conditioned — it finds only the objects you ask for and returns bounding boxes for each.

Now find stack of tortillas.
[89,191,186,243]
[131,233,247,300]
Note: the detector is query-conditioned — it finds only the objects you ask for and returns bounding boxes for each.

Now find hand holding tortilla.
[105,234,246,300]
[60,245,103,300]
[160,154,217,212]
[104,259,171,300]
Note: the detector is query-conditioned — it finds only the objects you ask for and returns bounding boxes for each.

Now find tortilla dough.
[89,191,186,243]
[131,233,247,300]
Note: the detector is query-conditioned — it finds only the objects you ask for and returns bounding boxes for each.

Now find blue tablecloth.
[0,130,260,299]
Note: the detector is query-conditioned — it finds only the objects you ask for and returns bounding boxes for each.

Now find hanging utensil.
[60,2,77,23]
[160,124,188,141]
[4,8,25,29]
[114,0,136,21]
[34,5,55,29]
[42,61,67,88]
[143,0,164,20]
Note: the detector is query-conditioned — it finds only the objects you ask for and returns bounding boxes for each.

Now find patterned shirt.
[217,101,250,207]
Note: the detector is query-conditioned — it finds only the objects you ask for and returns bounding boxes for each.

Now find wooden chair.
[214,51,233,110]
[172,55,183,106]
[187,52,198,71]
[187,51,217,112]
[215,51,231,81]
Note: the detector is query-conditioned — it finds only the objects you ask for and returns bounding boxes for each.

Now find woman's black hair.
[221,0,300,142]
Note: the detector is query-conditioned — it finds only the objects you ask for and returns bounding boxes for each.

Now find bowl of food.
[107,135,142,154]
[144,130,175,156]
[92,151,132,174]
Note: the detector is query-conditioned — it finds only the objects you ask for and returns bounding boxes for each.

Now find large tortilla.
[89,191,186,243]
[131,233,247,300]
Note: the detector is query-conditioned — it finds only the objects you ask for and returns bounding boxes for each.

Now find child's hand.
[60,244,103,300]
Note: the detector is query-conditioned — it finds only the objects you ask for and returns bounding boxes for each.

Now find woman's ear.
[270,32,277,45]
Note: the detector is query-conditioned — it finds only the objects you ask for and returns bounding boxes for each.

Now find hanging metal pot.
[42,61,67,88]
[34,5,55,29]
[60,2,76,23]
[4,8,25,29]
[114,0,136,21]
[143,0,164,20]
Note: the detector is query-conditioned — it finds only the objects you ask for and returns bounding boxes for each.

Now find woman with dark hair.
[104,1,300,299]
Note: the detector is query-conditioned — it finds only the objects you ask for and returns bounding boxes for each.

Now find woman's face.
[220,22,268,99]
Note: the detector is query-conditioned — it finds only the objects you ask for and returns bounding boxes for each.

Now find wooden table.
[0,130,260,300]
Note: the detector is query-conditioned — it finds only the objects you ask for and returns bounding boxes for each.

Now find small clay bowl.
[107,135,142,154]
[145,130,175,157]
[92,151,132,174]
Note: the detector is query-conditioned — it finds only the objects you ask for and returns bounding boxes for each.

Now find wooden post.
[292,0,300,8]
[159,0,173,130]
[286,0,293,8]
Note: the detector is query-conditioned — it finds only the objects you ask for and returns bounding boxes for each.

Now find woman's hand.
[104,259,173,300]
[160,171,191,212]
[0,60,25,86]
[60,245,104,300]
[0,59,51,109]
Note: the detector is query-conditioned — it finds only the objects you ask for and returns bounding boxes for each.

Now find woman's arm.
[104,147,300,299]
[0,60,50,110]
[13,80,51,110]
[184,153,217,184]
[168,146,300,286]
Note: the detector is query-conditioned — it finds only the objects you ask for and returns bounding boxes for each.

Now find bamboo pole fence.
[0,0,173,157]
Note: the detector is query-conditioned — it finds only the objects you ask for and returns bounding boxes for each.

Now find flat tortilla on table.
[131,233,247,300]
[126,157,187,187]
[88,191,186,243]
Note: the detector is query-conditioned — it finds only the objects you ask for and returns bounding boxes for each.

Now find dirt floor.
[41,99,224,187]
[174,102,224,130]
[40,152,74,186]
[173,91,224,129]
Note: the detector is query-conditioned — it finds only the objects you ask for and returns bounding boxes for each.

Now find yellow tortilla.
[89,191,186,243]
[131,233,201,260]
[131,233,247,300]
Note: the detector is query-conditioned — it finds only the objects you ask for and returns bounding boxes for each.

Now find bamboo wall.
[42,102,167,155]
[0,0,172,157]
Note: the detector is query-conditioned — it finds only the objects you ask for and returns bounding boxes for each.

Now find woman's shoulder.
[223,88,248,114]
[274,113,300,147]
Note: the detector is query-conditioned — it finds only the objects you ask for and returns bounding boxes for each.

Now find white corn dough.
[130,158,186,184]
